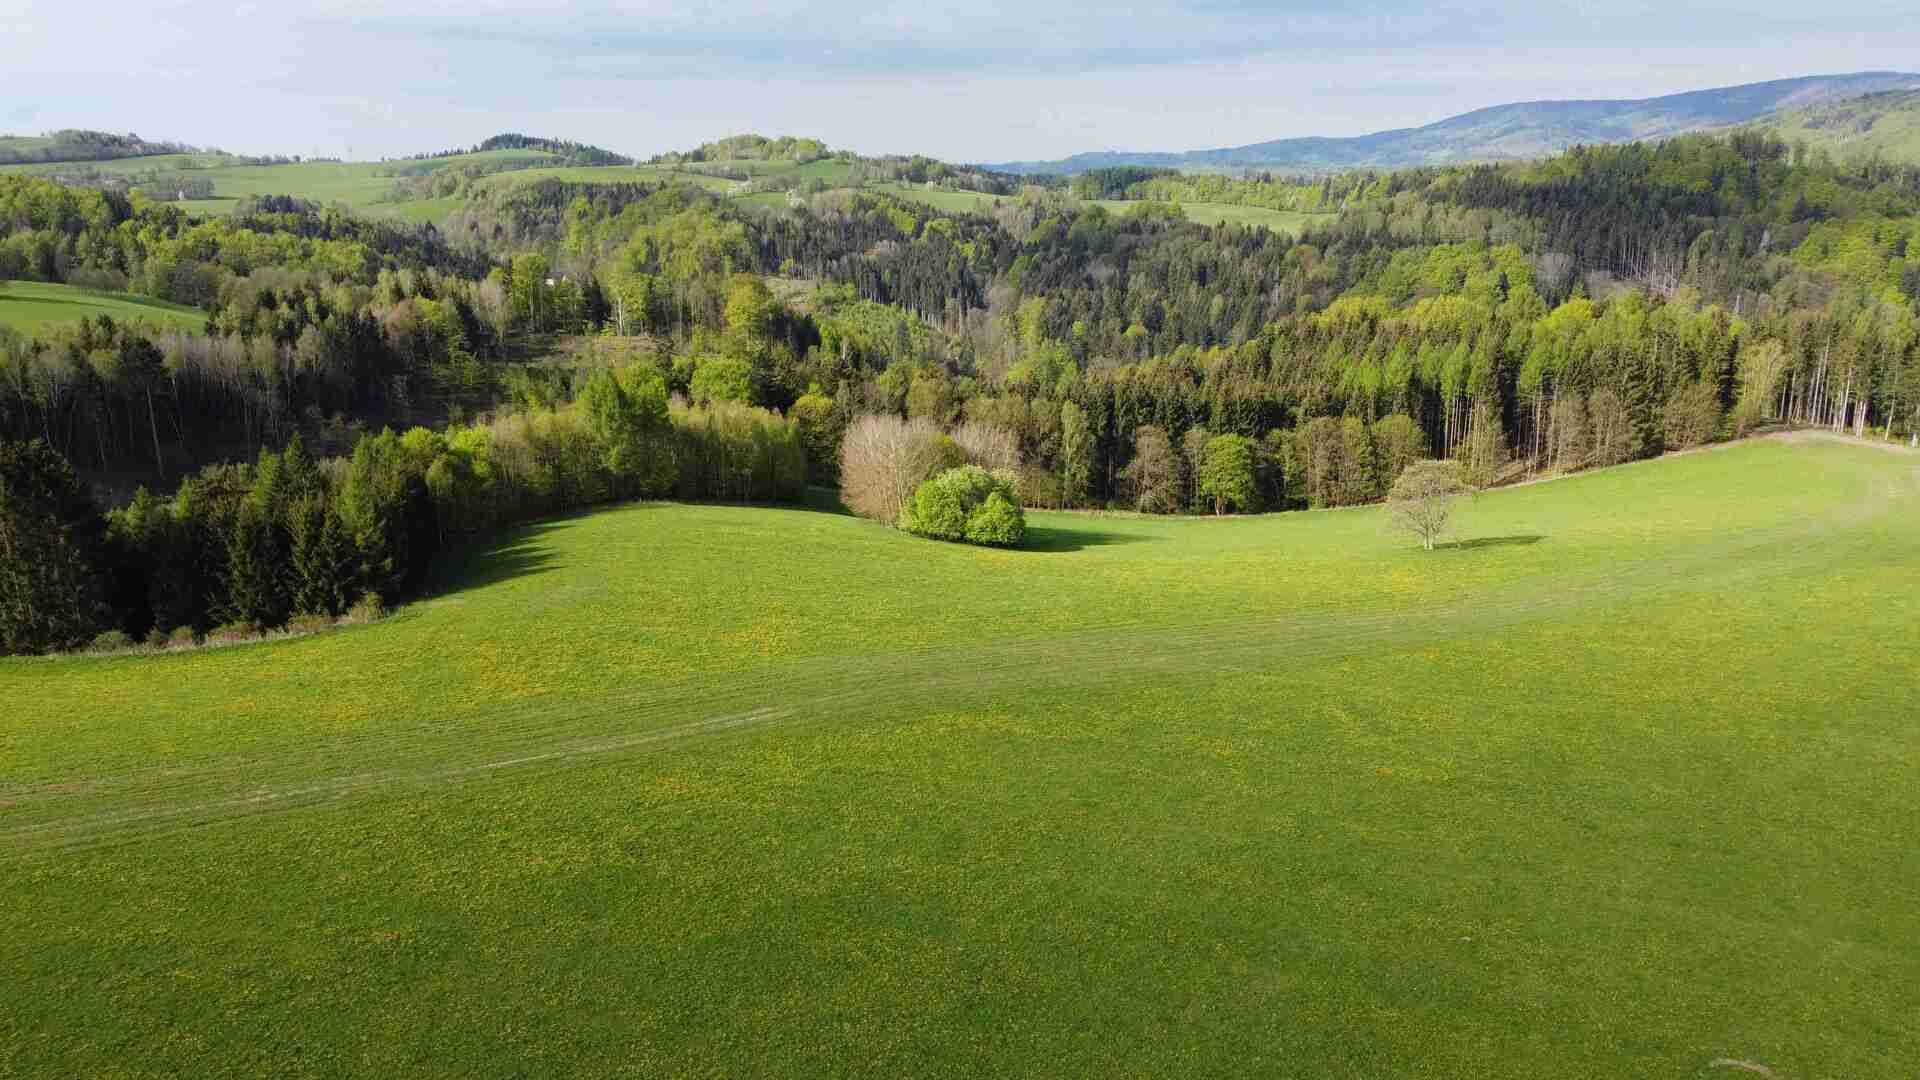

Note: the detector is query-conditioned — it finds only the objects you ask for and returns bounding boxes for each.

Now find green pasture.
[1171,202,1334,232]
[3,148,569,224]
[1086,199,1333,233]
[471,164,738,194]
[871,182,1332,232]
[6,149,1340,234]
[872,181,1009,214]
[0,151,229,177]
[2,437,1917,1077]
[0,280,207,335]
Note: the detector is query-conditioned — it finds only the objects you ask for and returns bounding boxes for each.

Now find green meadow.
[0,280,208,335]
[3,150,1335,234]
[3,436,1917,1077]
[1170,202,1333,232]
[871,181,1329,233]
[0,148,569,224]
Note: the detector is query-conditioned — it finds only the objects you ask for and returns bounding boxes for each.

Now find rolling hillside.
[0,281,208,336]
[1747,88,1920,164]
[992,71,1920,174]
[4,437,1917,1077]
[0,130,199,166]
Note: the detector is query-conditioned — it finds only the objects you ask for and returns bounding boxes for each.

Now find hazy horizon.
[5,1,1919,162]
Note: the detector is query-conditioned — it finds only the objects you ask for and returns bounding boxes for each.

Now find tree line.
[0,362,805,654]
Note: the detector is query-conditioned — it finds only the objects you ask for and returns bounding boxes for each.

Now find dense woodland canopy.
[4,129,1919,652]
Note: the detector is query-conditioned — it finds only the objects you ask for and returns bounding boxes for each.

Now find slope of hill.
[0,129,199,166]
[992,72,1920,174]
[403,133,634,166]
[5,437,1918,1077]
[1747,88,1920,164]
[0,281,208,336]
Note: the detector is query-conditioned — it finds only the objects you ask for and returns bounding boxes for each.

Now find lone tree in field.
[1386,459,1471,550]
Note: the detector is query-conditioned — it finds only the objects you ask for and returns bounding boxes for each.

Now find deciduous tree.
[1386,459,1471,551]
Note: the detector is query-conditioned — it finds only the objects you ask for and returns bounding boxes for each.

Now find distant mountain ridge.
[988,72,1920,175]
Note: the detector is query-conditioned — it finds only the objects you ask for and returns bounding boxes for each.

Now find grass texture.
[2,437,1916,1077]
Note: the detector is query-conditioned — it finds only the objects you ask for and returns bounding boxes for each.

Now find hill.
[990,71,1920,174]
[0,129,199,166]
[4,436,1917,1076]
[406,133,634,167]
[1747,88,1920,165]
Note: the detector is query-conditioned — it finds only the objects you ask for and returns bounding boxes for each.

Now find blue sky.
[4,0,1917,162]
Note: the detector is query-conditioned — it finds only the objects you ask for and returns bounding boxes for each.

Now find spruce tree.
[0,439,101,654]
[223,500,285,628]
[289,496,353,618]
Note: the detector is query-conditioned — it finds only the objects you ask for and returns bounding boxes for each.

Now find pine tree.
[1626,348,1664,460]
[279,435,321,505]
[222,500,285,628]
[0,439,101,654]
[288,496,353,618]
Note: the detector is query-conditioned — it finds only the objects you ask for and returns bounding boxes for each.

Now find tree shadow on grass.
[1021,523,1156,553]
[1443,534,1546,551]
[5,296,98,310]
[426,520,572,596]
[796,486,856,517]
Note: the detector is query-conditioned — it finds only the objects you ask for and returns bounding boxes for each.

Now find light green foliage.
[1122,425,1179,512]
[1370,414,1427,487]
[1386,458,1473,550]
[668,399,807,503]
[1663,380,1723,449]
[1460,402,1508,488]
[964,490,1025,546]
[689,355,753,405]
[1732,340,1789,433]
[581,368,676,495]
[1196,433,1256,514]
[723,273,776,339]
[1058,400,1093,508]
[897,464,1026,547]
[788,388,842,483]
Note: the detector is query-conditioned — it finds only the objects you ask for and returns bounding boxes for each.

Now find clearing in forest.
[0,280,208,335]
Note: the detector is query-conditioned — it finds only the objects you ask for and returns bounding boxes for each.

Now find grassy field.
[1085,199,1333,233]
[3,437,1918,1077]
[1170,202,1333,233]
[0,280,207,335]
[5,150,1337,234]
[871,182,1329,232]
[1747,89,1920,166]
[2,148,569,224]
[0,151,230,176]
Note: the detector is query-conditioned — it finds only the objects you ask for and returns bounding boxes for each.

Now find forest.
[4,129,1919,653]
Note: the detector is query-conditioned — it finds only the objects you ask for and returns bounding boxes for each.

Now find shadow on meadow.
[1021,523,1156,553]
[796,486,857,517]
[1444,534,1546,551]
[428,519,573,596]
[3,295,96,310]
